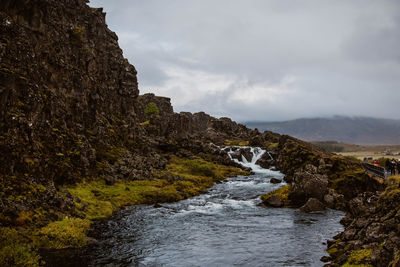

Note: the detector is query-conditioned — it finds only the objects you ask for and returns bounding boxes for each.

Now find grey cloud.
[90,0,400,121]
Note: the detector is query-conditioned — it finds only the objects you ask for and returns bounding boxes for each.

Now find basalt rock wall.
[0,0,260,226]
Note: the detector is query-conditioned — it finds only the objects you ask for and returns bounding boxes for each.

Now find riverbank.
[325,174,400,266]
[39,147,345,266]
[0,155,249,266]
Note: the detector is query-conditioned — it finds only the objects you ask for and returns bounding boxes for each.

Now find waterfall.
[222,145,283,176]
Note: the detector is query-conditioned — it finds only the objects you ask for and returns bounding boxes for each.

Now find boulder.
[230,147,253,162]
[86,237,100,246]
[264,195,284,207]
[299,198,325,213]
[255,151,275,169]
[320,256,331,263]
[270,178,282,184]
[239,148,253,162]
[289,164,329,206]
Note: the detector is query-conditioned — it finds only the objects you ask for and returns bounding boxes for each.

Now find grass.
[264,142,279,150]
[0,227,41,267]
[381,175,400,201]
[260,185,291,206]
[0,155,249,267]
[67,156,250,220]
[330,168,369,190]
[224,140,249,146]
[66,156,249,221]
[66,179,181,220]
[33,217,91,249]
[33,156,250,249]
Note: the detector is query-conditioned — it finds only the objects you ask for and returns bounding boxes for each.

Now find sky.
[89,0,400,122]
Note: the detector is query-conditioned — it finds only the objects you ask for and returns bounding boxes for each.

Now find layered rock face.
[0,0,260,226]
[0,0,146,222]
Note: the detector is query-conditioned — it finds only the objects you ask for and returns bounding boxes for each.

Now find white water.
[223,145,284,177]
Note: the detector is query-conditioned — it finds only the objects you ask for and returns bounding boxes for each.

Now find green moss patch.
[261,185,291,206]
[0,227,41,267]
[66,179,179,220]
[264,142,279,150]
[67,156,249,221]
[33,217,91,249]
[329,168,382,199]
[1,155,248,264]
[342,249,373,266]
[381,175,400,201]
[224,140,249,146]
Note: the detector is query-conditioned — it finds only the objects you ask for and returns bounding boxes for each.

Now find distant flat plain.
[311,142,400,160]
[338,151,400,160]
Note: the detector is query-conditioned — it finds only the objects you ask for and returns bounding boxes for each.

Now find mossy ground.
[0,227,41,267]
[224,140,249,146]
[0,155,249,266]
[68,156,249,220]
[264,142,278,150]
[382,175,400,201]
[329,168,369,189]
[33,217,91,249]
[260,185,291,206]
[342,249,373,266]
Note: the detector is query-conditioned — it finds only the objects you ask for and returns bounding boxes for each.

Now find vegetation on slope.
[224,139,250,146]
[0,155,249,266]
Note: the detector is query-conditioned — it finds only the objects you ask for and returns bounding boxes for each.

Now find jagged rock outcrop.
[137,93,256,145]
[326,177,400,266]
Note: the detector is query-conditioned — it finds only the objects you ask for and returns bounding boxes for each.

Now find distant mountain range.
[245,116,400,145]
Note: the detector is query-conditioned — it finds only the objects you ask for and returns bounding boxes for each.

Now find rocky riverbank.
[252,135,400,265]
[325,175,400,266]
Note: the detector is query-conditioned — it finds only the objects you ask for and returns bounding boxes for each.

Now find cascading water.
[45,146,344,267]
[223,146,282,176]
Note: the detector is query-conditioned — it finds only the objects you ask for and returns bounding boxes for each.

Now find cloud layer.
[90,0,400,122]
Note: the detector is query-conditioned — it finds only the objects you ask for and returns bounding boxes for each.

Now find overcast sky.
[90,0,400,122]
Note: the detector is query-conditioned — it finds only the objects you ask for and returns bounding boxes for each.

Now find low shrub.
[144,102,159,116]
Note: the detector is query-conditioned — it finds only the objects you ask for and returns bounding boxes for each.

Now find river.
[44,147,344,267]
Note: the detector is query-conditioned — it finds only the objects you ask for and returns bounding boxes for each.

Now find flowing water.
[45,147,344,267]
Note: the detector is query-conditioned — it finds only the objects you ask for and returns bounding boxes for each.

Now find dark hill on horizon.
[245,116,400,145]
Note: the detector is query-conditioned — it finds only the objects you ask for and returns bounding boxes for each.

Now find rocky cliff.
[0,0,254,225]
[0,1,261,264]
[1,0,143,219]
